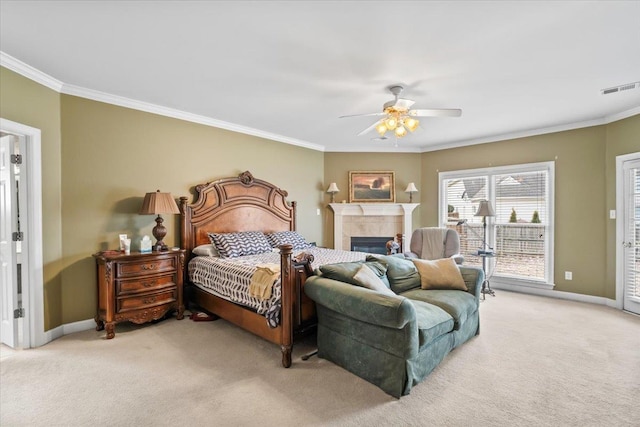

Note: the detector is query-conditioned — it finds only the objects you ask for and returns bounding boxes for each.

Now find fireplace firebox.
[351,236,393,255]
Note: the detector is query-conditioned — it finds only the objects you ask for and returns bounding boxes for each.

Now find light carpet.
[1,290,639,426]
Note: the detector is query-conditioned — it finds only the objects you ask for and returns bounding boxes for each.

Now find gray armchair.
[404,227,464,264]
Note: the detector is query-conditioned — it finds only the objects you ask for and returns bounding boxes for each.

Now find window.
[439,162,554,289]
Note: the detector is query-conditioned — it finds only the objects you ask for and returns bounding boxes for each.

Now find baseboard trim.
[492,282,617,307]
[46,318,96,343]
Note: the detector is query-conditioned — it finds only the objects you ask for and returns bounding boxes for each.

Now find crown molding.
[0,51,63,92]
[418,112,639,153]
[2,49,637,154]
[605,105,640,123]
[60,83,325,152]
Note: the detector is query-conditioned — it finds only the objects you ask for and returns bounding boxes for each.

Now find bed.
[179,171,366,367]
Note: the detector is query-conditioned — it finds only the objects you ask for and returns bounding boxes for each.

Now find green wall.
[2,65,639,329]
[59,95,324,324]
[323,118,639,299]
[421,126,608,296]
[0,67,63,330]
[323,152,422,248]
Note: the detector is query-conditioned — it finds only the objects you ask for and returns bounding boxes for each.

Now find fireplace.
[351,236,393,255]
[329,203,419,251]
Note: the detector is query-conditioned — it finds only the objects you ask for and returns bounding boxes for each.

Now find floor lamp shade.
[139,190,180,251]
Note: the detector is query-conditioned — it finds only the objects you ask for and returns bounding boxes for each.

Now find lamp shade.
[139,190,180,215]
[405,182,418,193]
[475,200,495,217]
[326,183,340,193]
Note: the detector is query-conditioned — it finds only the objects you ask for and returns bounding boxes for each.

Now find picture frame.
[349,171,396,203]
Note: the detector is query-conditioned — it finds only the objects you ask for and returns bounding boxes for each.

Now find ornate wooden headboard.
[179,171,296,257]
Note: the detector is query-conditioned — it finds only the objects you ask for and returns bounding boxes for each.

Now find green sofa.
[304,254,484,398]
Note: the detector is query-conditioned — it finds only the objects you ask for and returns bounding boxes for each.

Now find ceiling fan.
[340,85,462,139]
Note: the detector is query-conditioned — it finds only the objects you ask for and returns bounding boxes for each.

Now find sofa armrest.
[304,276,415,329]
[459,266,484,302]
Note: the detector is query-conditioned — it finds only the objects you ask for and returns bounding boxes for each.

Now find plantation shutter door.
[623,161,640,314]
[493,170,547,281]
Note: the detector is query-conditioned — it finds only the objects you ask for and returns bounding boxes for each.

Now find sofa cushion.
[409,300,454,349]
[401,289,477,330]
[353,264,396,296]
[411,258,467,291]
[366,254,421,293]
[319,260,391,289]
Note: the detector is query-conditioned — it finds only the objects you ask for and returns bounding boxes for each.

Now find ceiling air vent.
[601,81,640,95]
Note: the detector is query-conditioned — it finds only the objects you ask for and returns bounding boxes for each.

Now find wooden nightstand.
[93,249,185,339]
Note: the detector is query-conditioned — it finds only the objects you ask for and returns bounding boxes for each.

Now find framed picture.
[349,171,396,203]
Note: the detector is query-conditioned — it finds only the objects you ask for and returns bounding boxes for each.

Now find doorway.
[616,152,640,315]
[0,118,45,348]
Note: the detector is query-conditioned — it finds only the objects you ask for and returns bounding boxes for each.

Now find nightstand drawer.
[117,289,177,313]
[117,257,177,278]
[117,274,175,295]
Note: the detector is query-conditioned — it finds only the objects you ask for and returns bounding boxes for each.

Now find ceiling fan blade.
[357,119,383,136]
[409,109,462,117]
[393,98,415,110]
[339,112,385,119]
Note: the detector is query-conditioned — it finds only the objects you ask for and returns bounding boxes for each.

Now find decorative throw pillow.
[192,244,219,257]
[319,260,390,289]
[353,264,396,296]
[366,254,421,293]
[411,258,468,291]
[265,231,313,250]
[208,231,272,258]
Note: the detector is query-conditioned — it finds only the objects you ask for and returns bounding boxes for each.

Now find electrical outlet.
[609,210,616,219]
[316,208,321,216]
[565,271,572,280]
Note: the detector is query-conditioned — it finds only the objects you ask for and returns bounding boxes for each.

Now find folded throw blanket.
[420,228,448,260]
[249,263,281,301]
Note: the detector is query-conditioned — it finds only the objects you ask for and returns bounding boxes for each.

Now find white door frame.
[0,118,45,348]
[615,151,640,310]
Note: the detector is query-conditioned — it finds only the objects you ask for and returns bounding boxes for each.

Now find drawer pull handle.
[142,264,156,270]
[142,280,157,288]
[142,297,157,304]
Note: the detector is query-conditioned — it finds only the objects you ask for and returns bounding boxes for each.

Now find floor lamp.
[474,199,495,254]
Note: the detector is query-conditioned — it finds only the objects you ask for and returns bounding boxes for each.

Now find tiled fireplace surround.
[329,203,419,252]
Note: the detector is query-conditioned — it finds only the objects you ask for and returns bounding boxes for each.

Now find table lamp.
[405,182,418,202]
[326,182,340,203]
[139,190,180,251]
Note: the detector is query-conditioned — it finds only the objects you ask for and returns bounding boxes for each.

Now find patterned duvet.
[189,247,368,327]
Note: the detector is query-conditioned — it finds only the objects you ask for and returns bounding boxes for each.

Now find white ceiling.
[1,1,639,153]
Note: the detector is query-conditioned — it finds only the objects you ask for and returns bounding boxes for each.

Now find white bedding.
[188,247,368,327]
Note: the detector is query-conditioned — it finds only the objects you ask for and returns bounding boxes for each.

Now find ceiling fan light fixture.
[375,123,388,136]
[385,116,398,130]
[395,125,407,137]
[405,117,419,132]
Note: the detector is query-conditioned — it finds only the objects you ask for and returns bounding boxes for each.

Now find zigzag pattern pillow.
[265,231,313,250]
[208,231,272,258]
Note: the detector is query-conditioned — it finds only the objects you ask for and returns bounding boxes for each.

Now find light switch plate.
[609,210,616,219]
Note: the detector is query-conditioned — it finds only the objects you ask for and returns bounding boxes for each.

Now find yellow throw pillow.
[411,258,468,291]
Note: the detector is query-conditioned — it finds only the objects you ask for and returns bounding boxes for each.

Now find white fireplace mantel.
[329,203,419,251]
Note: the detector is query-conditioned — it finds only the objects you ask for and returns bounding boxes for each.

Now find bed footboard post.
[279,243,294,368]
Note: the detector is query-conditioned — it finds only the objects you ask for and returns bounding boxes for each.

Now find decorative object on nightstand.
[139,190,180,251]
[93,250,185,339]
[405,182,418,202]
[326,182,340,203]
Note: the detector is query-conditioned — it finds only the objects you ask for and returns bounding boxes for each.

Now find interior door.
[622,157,640,315]
[0,134,19,348]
